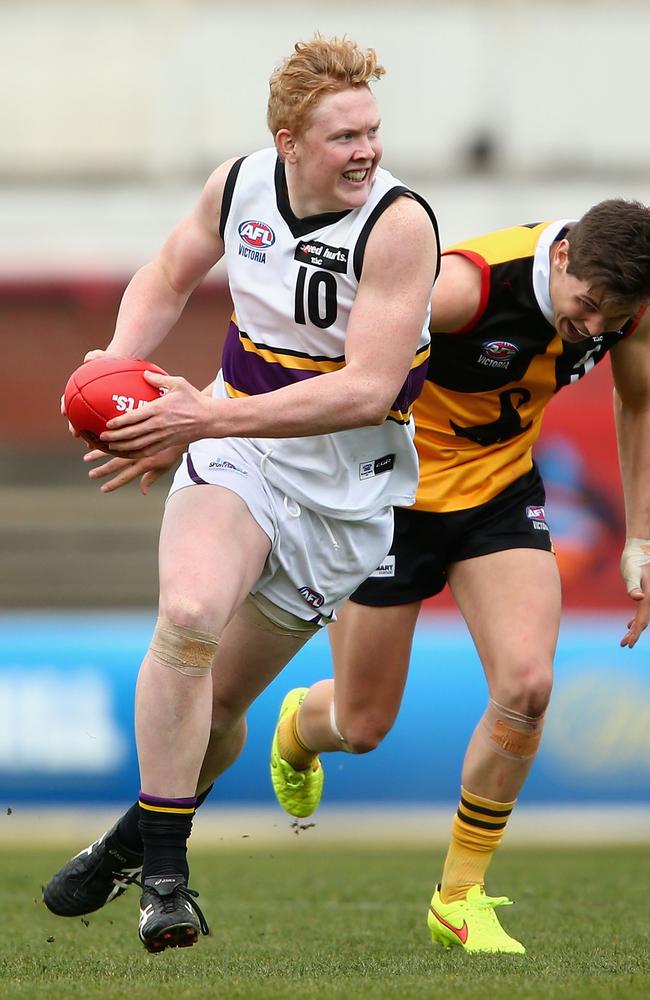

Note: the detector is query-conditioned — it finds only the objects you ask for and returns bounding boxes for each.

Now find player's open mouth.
[566,320,590,341]
[343,169,369,183]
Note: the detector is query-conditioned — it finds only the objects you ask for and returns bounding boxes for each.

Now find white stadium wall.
[3,0,650,180]
[2,1,650,275]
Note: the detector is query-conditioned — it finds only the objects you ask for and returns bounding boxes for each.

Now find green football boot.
[427,883,526,954]
[270,687,324,818]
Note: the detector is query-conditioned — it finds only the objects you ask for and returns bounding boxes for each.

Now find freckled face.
[283,87,383,217]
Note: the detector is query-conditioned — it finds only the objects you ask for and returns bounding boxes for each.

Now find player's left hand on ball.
[84,445,183,495]
[99,371,210,457]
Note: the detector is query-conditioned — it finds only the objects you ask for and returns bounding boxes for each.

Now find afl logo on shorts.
[238,220,276,249]
[482,340,518,360]
[299,586,324,609]
[526,505,549,531]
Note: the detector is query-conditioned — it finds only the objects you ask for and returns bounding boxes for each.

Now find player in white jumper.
[44,36,439,952]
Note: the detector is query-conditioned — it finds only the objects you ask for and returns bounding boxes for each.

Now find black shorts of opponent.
[351,464,554,606]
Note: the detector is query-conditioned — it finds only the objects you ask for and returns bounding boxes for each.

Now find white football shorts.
[168,437,394,626]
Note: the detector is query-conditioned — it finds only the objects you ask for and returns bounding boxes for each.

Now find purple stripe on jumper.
[222,318,426,414]
[139,792,197,808]
[222,322,322,396]
[186,452,207,485]
[390,358,428,416]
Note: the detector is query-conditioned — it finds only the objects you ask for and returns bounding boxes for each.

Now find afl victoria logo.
[482,341,518,360]
[238,220,276,249]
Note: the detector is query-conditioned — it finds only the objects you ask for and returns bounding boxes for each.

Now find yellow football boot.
[428,883,526,954]
[270,687,324,818]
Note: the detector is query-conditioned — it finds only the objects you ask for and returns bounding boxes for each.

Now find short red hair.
[267,35,385,138]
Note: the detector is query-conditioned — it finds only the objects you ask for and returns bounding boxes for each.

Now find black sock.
[115,783,214,856]
[115,802,144,854]
[138,793,197,881]
[196,784,215,809]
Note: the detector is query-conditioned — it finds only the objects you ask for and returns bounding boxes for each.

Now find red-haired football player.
[44,34,439,953]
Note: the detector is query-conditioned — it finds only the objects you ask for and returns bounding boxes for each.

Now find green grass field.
[1,844,648,999]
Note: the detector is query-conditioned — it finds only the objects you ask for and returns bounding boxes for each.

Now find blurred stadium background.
[2,0,650,846]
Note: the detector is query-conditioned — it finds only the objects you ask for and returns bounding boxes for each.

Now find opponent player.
[43,35,439,952]
[269,199,650,954]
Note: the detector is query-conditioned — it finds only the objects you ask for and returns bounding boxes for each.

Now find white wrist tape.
[620,537,650,593]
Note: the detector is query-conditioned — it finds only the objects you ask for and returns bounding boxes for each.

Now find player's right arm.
[62,159,235,442]
[102,159,237,359]
[428,252,484,333]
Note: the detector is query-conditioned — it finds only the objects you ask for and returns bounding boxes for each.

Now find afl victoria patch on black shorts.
[351,464,554,606]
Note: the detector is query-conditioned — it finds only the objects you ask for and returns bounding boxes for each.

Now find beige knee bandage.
[479,698,545,760]
[150,617,220,677]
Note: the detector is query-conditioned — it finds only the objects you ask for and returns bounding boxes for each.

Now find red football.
[64,355,169,449]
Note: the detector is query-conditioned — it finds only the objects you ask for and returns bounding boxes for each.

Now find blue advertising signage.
[1,611,648,805]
